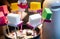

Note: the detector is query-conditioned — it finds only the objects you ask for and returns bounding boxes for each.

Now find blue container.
[49,1,60,39]
[43,1,60,39]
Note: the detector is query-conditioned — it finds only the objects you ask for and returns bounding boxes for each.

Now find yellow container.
[10,3,19,11]
[30,2,41,10]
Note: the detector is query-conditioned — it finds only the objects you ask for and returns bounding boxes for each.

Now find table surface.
[5,29,37,39]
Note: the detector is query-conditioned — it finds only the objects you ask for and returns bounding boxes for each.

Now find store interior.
[0,0,60,39]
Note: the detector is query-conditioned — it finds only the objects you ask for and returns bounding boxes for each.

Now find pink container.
[0,5,9,16]
[0,12,7,25]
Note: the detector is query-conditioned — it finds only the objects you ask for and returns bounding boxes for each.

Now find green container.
[42,8,52,20]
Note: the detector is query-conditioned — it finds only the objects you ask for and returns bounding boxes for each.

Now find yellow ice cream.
[30,2,41,10]
[10,3,18,11]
